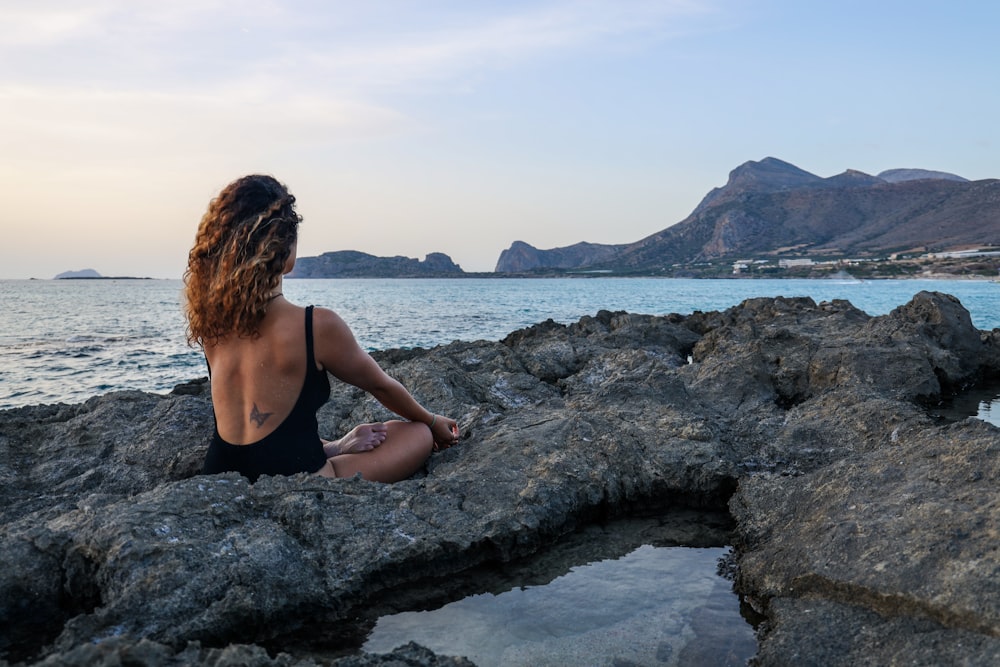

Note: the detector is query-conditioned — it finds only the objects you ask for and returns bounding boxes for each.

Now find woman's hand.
[323,423,388,456]
[429,415,460,452]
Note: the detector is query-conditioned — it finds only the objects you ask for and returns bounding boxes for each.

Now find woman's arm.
[313,307,458,447]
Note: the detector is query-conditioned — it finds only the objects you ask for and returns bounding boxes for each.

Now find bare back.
[205,299,312,445]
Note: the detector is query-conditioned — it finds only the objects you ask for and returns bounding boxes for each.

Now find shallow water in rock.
[981,396,1000,426]
[361,512,757,667]
[927,385,1000,427]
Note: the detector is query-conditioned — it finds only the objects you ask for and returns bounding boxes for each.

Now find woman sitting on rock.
[184,174,458,483]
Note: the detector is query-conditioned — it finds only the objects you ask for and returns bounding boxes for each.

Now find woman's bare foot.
[323,423,388,456]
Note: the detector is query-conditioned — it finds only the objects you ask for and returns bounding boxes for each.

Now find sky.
[1,1,997,278]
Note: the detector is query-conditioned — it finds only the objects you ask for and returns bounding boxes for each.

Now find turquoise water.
[1,277,998,409]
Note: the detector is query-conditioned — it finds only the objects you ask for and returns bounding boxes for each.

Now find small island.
[53,269,152,280]
[54,269,103,279]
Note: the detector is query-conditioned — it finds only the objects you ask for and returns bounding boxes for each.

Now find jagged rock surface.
[1,291,999,665]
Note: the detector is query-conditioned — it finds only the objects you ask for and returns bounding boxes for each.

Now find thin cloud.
[0,1,264,46]
[0,1,718,161]
[1,1,716,89]
[0,83,411,165]
[0,5,107,46]
[292,1,715,92]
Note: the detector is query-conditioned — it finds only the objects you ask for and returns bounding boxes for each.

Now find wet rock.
[1,290,998,665]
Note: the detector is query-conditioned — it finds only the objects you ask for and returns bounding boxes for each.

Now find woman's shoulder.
[310,306,355,337]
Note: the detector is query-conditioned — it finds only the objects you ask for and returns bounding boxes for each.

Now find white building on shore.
[778,258,815,268]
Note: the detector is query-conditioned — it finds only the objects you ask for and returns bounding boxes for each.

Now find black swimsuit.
[202,306,331,482]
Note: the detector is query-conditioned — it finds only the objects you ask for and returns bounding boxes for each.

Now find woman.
[185,174,458,483]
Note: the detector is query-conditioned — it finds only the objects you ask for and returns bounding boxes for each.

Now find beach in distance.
[1,276,999,410]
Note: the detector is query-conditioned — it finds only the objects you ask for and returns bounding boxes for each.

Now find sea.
[2,276,999,411]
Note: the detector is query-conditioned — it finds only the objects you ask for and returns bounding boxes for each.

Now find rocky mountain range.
[495,157,1000,274]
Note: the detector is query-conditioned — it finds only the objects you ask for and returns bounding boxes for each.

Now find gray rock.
[1,290,998,665]
[30,639,472,666]
[732,418,1000,665]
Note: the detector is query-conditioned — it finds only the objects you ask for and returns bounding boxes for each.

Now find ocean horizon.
[2,276,998,410]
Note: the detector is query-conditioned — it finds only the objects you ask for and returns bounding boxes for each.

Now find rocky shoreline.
[2,291,999,665]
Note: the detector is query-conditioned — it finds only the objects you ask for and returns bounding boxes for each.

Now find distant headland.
[288,250,475,279]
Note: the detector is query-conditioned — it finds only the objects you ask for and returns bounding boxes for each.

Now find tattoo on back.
[249,402,274,428]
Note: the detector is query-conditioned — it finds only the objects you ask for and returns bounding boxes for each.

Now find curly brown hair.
[184,175,302,345]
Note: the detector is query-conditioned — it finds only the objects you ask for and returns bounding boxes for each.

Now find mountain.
[494,158,1000,274]
[288,251,464,278]
[691,157,826,214]
[877,168,967,183]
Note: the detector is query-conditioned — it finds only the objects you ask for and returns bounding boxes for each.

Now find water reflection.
[362,512,756,667]
[982,398,1000,427]
[927,385,1000,427]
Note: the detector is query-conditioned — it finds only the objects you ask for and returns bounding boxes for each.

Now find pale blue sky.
[1,1,996,277]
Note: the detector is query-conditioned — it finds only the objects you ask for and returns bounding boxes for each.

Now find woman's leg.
[325,420,433,483]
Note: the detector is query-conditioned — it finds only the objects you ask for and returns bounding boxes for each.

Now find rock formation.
[2,291,999,665]
[493,240,626,273]
[288,251,464,278]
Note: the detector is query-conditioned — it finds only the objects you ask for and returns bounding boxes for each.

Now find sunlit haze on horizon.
[1,1,997,278]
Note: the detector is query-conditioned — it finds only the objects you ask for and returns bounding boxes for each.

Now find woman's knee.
[387,419,432,446]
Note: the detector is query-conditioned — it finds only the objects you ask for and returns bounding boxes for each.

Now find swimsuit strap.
[305,305,316,370]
